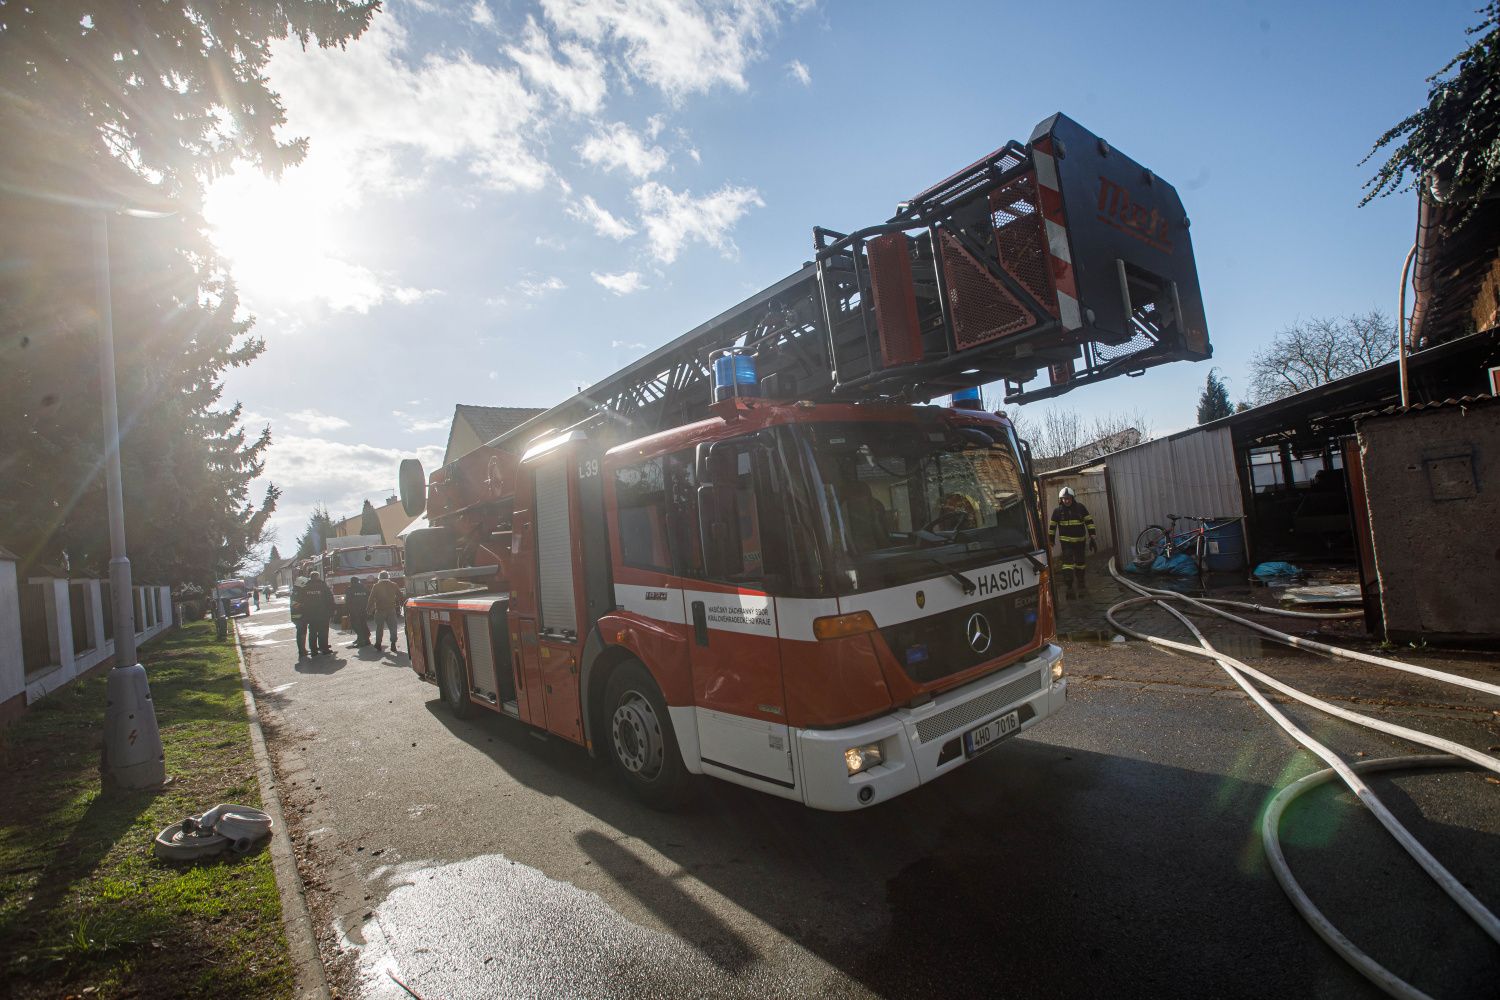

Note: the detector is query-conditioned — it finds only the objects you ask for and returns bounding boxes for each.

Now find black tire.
[603,660,693,809]
[436,634,473,719]
[1133,524,1168,566]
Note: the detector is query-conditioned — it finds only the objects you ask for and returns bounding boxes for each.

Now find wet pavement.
[237,592,1500,999]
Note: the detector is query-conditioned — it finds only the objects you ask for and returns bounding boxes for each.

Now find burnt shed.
[1353,395,1500,644]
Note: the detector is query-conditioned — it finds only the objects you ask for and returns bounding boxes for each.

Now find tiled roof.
[454,405,546,444]
[1353,393,1496,421]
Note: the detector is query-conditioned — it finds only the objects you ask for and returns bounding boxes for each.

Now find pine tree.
[0,2,375,587]
[1197,369,1233,424]
[359,500,384,541]
[294,507,336,560]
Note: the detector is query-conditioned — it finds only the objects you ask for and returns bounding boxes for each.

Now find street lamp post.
[93,209,167,790]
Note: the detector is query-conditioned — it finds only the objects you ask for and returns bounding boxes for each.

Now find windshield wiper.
[995,545,1046,574]
[919,556,976,596]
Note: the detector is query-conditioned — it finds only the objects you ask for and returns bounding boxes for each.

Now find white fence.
[0,550,174,724]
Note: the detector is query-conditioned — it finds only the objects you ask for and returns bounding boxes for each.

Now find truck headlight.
[844,742,883,776]
[1052,654,1064,683]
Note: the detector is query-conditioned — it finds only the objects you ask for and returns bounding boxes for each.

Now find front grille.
[915,668,1043,743]
[879,587,1039,684]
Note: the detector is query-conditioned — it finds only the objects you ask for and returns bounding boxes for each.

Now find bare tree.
[1247,311,1397,404]
[1006,404,1154,461]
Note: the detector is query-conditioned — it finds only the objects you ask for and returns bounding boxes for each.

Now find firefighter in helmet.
[1048,486,1098,599]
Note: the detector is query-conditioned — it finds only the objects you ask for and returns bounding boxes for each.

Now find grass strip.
[0,621,291,999]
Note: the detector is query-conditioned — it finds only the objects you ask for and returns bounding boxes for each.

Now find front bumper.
[793,644,1065,811]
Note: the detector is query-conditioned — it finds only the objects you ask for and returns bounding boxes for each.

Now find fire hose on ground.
[1104,559,1499,1000]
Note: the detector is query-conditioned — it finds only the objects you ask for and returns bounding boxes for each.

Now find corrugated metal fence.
[1037,467,1114,552]
[1106,425,1244,556]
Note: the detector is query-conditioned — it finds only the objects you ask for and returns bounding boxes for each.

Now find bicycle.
[1132,514,1244,571]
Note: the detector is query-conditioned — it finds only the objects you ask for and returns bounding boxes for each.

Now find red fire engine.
[314,539,405,611]
[397,113,1211,810]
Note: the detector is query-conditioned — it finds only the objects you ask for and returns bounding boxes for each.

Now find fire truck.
[397,113,1211,810]
[212,579,252,618]
[313,536,405,611]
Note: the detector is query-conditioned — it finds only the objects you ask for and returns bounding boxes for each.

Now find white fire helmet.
[1059,487,1076,500]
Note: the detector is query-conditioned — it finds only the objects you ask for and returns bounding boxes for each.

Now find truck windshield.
[218,585,247,599]
[792,420,1035,594]
[337,548,395,570]
[693,420,1036,598]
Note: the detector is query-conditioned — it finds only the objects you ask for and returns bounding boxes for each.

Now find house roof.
[446,405,546,464]
[1353,393,1497,422]
[456,405,547,443]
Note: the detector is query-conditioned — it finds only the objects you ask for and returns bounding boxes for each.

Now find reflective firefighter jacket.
[1049,502,1097,545]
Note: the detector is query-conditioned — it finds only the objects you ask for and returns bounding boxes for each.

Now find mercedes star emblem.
[966,612,992,653]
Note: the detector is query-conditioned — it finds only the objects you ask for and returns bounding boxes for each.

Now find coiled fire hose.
[153,803,273,860]
[1104,559,1499,1000]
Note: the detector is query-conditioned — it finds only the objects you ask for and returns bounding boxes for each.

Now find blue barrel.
[1203,520,1246,571]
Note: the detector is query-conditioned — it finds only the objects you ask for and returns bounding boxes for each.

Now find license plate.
[964,710,1022,758]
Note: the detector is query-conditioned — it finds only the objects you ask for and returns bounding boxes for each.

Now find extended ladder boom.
[492,112,1210,455]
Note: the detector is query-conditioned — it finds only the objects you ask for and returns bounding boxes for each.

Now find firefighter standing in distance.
[1049,486,1098,599]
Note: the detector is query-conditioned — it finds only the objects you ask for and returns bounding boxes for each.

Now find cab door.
[687,436,793,789]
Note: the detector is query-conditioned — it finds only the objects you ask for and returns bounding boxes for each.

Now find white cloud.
[504,14,608,115]
[516,276,567,296]
[392,410,451,432]
[612,339,648,348]
[541,0,799,101]
[577,121,669,178]
[632,180,763,263]
[288,409,351,433]
[787,59,810,85]
[592,270,646,294]
[205,17,546,315]
[392,286,441,305]
[471,1,495,26]
[260,434,445,549]
[535,234,566,249]
[567,195,638,239]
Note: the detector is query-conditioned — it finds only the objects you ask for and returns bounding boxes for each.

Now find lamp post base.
[102,663,167,790]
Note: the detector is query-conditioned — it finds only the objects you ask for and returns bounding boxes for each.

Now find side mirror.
[399,458,426,517]
[956,427,994,447]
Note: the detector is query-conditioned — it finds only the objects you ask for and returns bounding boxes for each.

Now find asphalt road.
[236,596,1500,999]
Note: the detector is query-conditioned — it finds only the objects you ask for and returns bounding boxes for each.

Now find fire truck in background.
[396,113,1212,811]
[212,579,252,618]
[313,536,405,611]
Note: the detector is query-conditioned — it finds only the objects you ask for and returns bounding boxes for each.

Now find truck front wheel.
[437,634,473,719]
[604,660,693,809]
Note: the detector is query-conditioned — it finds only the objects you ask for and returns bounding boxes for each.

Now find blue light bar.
[951,386,983,410]
[713,353,759,402]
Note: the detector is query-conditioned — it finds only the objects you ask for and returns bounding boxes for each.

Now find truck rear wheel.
[604,660,693,809]
[437,634,473,719]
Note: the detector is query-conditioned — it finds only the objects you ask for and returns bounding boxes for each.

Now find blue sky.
[207,0,1480,548]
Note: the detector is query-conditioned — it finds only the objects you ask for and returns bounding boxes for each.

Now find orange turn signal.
[812,610,879,641]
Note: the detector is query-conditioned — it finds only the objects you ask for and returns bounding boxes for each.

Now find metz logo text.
[1097,177,1173,253]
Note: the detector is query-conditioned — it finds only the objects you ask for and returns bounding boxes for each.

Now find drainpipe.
[1409,179,1441,350]
[1398,245,1416,408]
